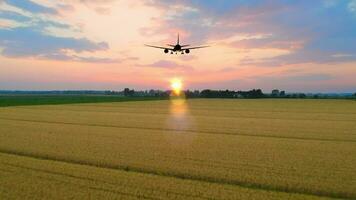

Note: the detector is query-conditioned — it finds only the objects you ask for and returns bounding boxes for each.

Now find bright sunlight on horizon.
[170,78,183,96]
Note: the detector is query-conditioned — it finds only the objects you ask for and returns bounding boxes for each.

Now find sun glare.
[170,78,183,95]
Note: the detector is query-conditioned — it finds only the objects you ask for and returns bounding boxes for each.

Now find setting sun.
[170,78,183,95]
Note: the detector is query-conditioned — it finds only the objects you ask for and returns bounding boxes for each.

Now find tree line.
[122,88,356,99]
[1,89,355,99]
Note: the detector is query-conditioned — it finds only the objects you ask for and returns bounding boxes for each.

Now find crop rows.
[0,99,355,199]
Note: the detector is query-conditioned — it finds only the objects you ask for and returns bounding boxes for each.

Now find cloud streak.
[0,27,109,62]
[5,0,57,14]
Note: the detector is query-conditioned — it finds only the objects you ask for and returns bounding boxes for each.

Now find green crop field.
[0,95,165,107]
[0,99,355,199]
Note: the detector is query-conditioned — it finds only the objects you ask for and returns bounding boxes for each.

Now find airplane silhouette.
[145,34,209,54]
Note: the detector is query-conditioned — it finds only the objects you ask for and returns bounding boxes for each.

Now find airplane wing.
[145,45,173,50]
[181,46,209,50]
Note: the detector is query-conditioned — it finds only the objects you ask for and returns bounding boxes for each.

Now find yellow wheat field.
[0,99,355,199]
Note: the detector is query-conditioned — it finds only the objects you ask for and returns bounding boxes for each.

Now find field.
[0,99,355,199]
[0,95,164,107]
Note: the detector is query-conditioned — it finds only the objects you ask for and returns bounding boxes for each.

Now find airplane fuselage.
[173,44,181,51]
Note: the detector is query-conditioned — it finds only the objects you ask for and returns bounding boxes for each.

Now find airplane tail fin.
[177,33,180,45]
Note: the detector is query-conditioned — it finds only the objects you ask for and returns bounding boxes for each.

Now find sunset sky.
[0,0,356,92]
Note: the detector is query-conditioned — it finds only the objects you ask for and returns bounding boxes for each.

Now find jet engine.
[185,49,190,54]
[164,49,169,53]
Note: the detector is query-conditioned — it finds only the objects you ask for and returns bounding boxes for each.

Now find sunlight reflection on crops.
[165,94,196,148]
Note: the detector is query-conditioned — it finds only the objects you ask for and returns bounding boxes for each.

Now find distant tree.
[123,88,130,96]
[194,90,200,97]
[148,89,156,96]
[237,89,264,98]
[280,91,286,97]
[250,89,264,98]
[271,89,279,97]
[298,93,306,98]
[104,90,120,95]
[123,88,135,96]
[200,90,236,98]
[185,90,193,98]
[313,94,319,99]
[200,89,213,98]
[220,90,236,98]
[185,90,200,98]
